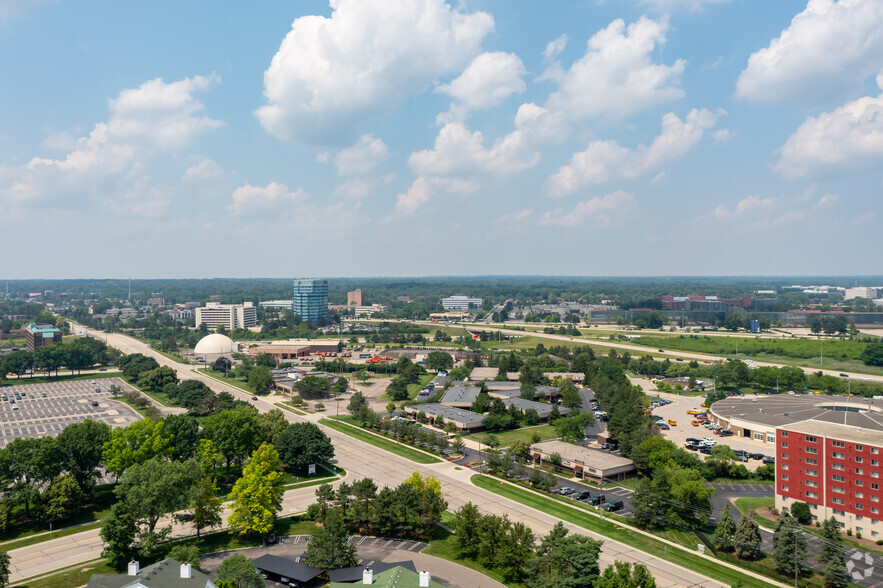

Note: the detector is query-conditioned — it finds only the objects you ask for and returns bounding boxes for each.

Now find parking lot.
[0,378,142,448]
[647,392,775,467]
[550,478,634,515]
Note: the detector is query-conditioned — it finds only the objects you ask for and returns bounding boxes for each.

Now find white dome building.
[194,333,237,358]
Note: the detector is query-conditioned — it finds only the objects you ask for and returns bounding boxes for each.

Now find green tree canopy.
[275,422,335,473]
[227,443,284,537]
[304,508,357,570]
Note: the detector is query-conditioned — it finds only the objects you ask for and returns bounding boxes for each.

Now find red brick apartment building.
[777,416,883,537]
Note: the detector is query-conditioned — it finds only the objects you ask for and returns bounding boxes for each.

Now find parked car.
[588,494,606,506]
[718,430,733,437]
[686,438,700,444]
[658,423,670,430]
[573,491,591,501]
[603,501,624,512]
[699,446,712,454]
[750,453,764,460]
[763,456,775,465]
[91,400,99,406]
[558,487,575,496]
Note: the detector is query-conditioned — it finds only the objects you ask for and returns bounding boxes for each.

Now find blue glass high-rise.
[292,278,329,324]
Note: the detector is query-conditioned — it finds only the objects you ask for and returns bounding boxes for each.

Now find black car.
[685,444,698,451]
[588,494,606,506]
[699,446,712,454]
[91,400,99,406]
[658,349,665,353]
[573,491,591,501]
[686,438,700,444]
[718,430,733,437]
[601,443,617,450]
[840,373,849,378]
[750,453,764,460]
[658,423,670,430]
[603,501,624,512]
[762,456,775,465]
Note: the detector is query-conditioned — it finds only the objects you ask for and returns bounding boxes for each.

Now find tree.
[254,353,277,368]
[168,544,202,568]
[56,419,111,491]
[228,443,284,538]
[275,422,335,473]
[346,391,368,416]
[452,502,482,558]
[163,414,201,461]
[257,409,289,445]
[531,521,602,588]
[558,379,582,410]
[425,351,454,371]
[211,356,232,372]
[790,501,811,524]
[595,562,656,588]
[818,517,849,588]
[136,366,178,392]
[554,416,587,444]
[304,508,357,569]
[0,551,8,588]
[713,502,736,551]
[187,475,223,539]
[0,436,60,518]
[295,376,331,397]
[862,342,883,367]
[216,554,264,588]
[42,475,82,522]
[203,409,262,478]
[248,365,274,395]
[734,512,762,560]
[115,458,203,534]
[102,418,172,478]
[773,509,808,578]
[100,502,139,568]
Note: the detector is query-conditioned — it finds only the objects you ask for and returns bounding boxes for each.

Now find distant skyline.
[1,0,882,278]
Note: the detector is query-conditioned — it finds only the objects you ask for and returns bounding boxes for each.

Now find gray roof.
[404,403,484,427]
[710,394,883,432]
[87,559,217,588]
[440,385,480,405]
[500,397,569,418]
[328,560,417,582]
[253,554,323,582]
[531,440,635,475]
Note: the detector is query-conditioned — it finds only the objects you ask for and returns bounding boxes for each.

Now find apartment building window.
[832,463,845,471]
[806,491,817,498]
[833,475,845,482]
[873,507,880,514]
[782,442,789,448]
[754,432,763,441]
[806,458,818,465]
[806,447,818,455]
[872,483,880,490]
[782,463,789,470]
[832,452,845,459]
[767,434,776,443]
[873,496,880,502]
[782,432,789,437]
[833,509,846,517]
[873,472,880,478]
[857,480,864,486]
[806,469,818,476]
[806,436,817,442]
[856,445,864,451]
[857,492,864,499]
[782,474,789,481]
[857,457,864,463]
[873,448,879,455]
[855,469,863,475]
[857,504,865,510]
[832,486,845,493]
[781,452,789,459]
[872,460,879,466]
[833,441,845,448]
[832,497,845,505]
[806,480,818,488]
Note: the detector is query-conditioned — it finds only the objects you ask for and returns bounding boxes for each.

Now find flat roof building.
[195,302,256,330]
[404,403,484,430]
[23,322,62,352]
[260,299,294,310]
[440,385,481,408]
[531,440,636,481]
[441,295,482,311]
[293,278,329,324]
[247,339,343,361]
[500,397,568,419]
[87,559,217,588]
[469,367,499,381]
[347,289,363,306]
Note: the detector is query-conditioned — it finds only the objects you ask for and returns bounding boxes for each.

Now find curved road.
[10,324,785,588]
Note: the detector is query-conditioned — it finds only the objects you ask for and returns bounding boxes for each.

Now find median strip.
[471,475,782,588]
[318,418,443,464]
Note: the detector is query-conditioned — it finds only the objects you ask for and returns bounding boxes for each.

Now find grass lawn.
[463,424,558,447]
[197,368,254,394]
[471,475,779,588]
[11,559,116,588]
[423,512,522,587]
[275,401,307,415]
[1,371,120,387]
[319,418,443,464]
[734,497,776,530]
[110,396,157,419]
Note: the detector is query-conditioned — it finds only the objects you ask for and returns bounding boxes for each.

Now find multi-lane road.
[8,324,781,587]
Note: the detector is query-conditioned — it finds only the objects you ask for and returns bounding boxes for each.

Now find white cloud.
[334,134,390,176]
[544,34,568,60]
[539,190,634,228]
[709,195,774,220]
[183,159,222,181]
[546,108,719,196]
[315,152,330,164]
[231,182,305,214]
[394,176,478,214]
[493,208,533,225]
[436,52,526,109]
[711,128,734,144]
[410,102,562,177]
[333,173,396,199]
[1,74,221,216]
[255,0,494,143]
[545,16,685,120]
[641,0,731,12]
[776,79,883,178]
[736,0,883,104]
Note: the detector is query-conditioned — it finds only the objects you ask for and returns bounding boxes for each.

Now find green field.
[197,367,255,394]
[472,475,778,588]
[319,418,443,464]
[463,424,558,446]
[0,371,121,387]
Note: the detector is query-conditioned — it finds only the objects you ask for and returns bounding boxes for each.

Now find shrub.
[291,395,304,405]
[789,501,811,524]
[315,402,325,410]
[847,529,853,536]
[856,532,862,539]
[876,539,882,545]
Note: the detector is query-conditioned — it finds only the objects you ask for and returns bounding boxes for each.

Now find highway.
[4,323,785,588]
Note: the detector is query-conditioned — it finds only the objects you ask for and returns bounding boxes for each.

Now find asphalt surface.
[15,324,745,588]
[0,378,142,448]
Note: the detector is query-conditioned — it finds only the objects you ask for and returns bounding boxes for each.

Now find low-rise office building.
[404,403,484,430]
[23,322,62,351]
[499,397,568,420]
[441,295,483,311]
[530,440,636,482]
[195,301,257,330]
[440,385,481,408]
[246,339,344,361]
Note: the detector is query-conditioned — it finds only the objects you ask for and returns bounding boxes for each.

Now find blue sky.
[1,0,881,279]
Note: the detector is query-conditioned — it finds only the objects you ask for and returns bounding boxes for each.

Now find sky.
[1,0,882,279]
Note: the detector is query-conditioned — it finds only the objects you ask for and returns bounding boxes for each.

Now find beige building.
[195,302,257,330]
[531,440,635,481]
